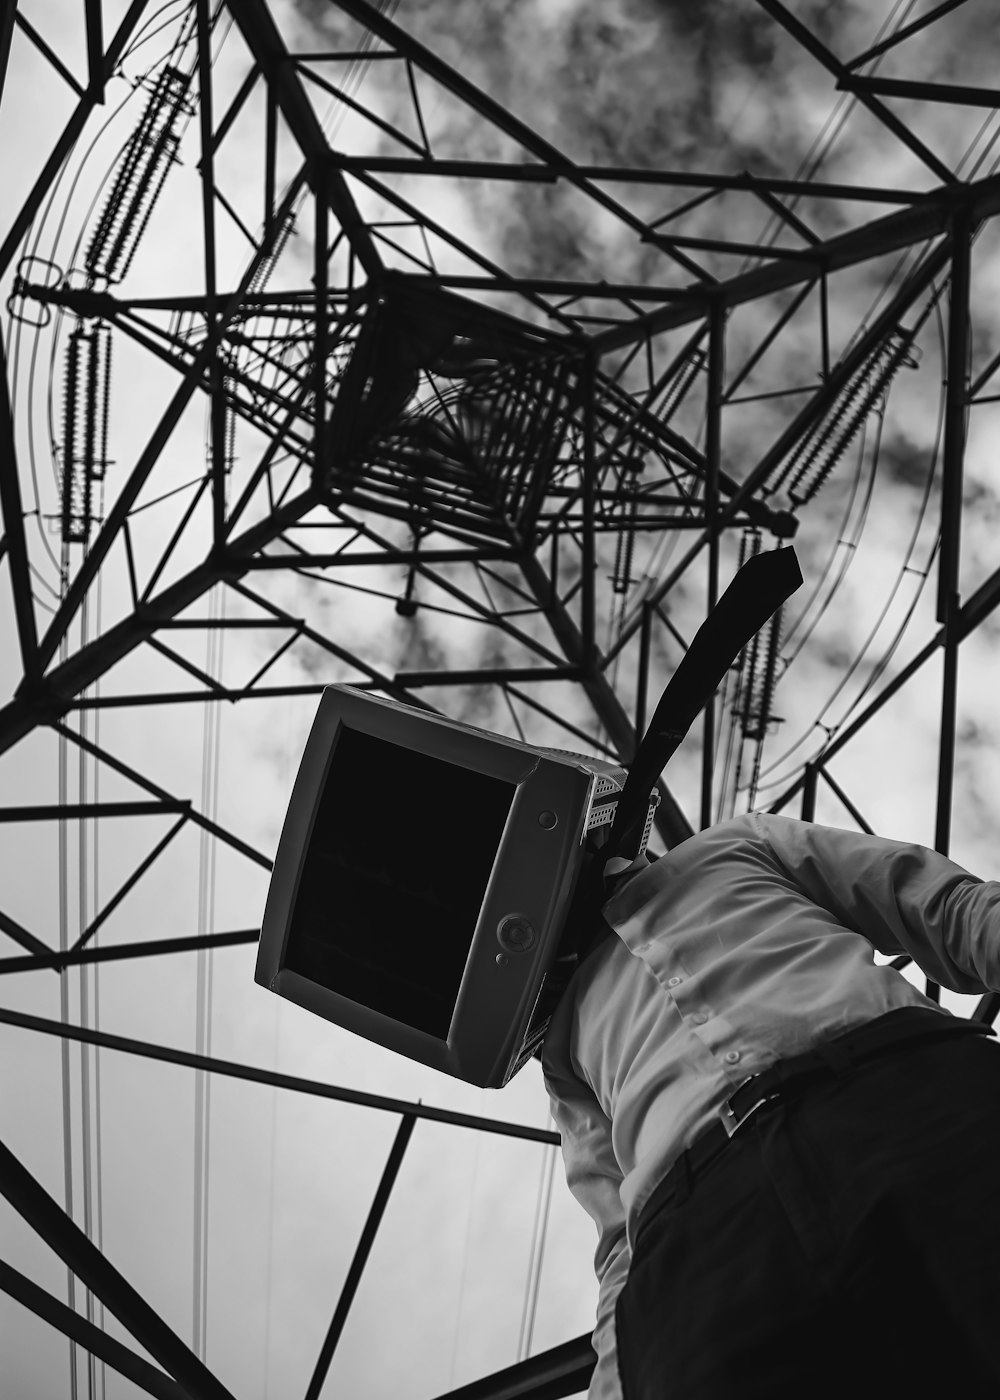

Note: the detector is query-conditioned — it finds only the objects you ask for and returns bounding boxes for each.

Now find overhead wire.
[193,579,225,1360]
[794,302,950,720]
[218,0,399,535]
[51,444,114,1400]
[56,637,79,1400]
[745,0,920,258]
[86,513,108,1400]
[752,296,949,795]
[10,14,214,1397]
[10,303,62,577]
[570,6,928,803]
[711,2,1000,808]
[517,1138,559,1362]
[261,913,286,1399]
[774,313,936,669]
[77,588,97,1400]
[12,0,198,598]
[749,77,1000,799]
[603,0,924,755]
[777,419,880,660]
[447,1131,483,1389]
[116,0,193,65]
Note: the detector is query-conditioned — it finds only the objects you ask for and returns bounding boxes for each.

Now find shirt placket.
[662,967,746,1081]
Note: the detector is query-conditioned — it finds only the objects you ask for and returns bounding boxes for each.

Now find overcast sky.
[2,3,1000,1398]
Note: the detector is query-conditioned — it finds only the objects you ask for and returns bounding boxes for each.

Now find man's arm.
[542,1050,629,1400]
[754,812,1000,992]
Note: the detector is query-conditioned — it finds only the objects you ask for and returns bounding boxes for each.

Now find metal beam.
[0,1260,190,1400]
[30,169,310,672]
[224,0,383,280]
[518,552,694,847]
[602,236,952,664]
[581,353,597,659]
[844,0,973,72]
[0,489,316,758]
[394,666,582,688]
[195,0,225,547]
[0,0,16,111]
[342,163,586,336]
[0,326,40,685]
[589,172,1000,353]
[304,1114,416,1400]
[84,0,104,101]
[65,684,328,710]
[52,723,270,871]
[935,208,971,857]
[0,1138,238,1400]
[66,813,190,954]
[314,159,329,472]
[701,301,724,829]
[329,156,927,205]
[0,801,186,821]
[327,0,711,284]
[0,1006,560,1146]
[0,906,53,959]
[247,547,518,567]
[818,768,875,836]
[0,927,258,976]
[35,351,227,674]
[766,551,1000,815]
[839,74,1000,109]
[224,577,441,707]
[757,0,954,185]
[0,0,149,276]
[12,12,84,97]
[430,1334,595,1400]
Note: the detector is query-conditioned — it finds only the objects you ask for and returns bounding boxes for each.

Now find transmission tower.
[2,1,1000,1396]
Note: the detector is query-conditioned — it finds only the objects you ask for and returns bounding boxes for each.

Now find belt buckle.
[720,1082,773,1138]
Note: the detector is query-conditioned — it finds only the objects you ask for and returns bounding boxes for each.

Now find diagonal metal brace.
[0,1137,237,1400]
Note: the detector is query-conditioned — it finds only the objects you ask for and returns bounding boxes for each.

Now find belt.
[719,1005,992,1136]
[635,1007,994,1248]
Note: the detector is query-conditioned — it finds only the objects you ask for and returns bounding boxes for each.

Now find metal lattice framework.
[3,1,1000,1396]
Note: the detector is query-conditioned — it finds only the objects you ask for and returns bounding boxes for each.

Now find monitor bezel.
[255,685,597,1085]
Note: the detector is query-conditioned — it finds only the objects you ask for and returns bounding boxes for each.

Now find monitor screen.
[283,725,516,1038]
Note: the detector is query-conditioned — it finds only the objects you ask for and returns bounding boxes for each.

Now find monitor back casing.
[255,686,648,1087]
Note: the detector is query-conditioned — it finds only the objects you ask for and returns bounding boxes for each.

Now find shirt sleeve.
[542,1047,630,1400]
[754,812,1000,993]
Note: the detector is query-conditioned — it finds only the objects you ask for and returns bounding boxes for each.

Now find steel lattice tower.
[2,2,1000,1397]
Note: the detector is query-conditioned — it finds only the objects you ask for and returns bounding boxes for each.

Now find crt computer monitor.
[255,685,657,1087]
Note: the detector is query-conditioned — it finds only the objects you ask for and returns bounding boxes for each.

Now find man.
[541,810,1000,1399]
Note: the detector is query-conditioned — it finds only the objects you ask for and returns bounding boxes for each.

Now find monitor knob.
[497,913,537,954]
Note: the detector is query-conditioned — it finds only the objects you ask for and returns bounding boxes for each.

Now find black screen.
[284,725,516,1038]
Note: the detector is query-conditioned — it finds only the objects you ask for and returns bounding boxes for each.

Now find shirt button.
[667,976,683,987]
[724,1050,741,1064]
[692,1012,708,1026]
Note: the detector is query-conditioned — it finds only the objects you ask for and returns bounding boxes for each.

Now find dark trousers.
[615,1023,1000,1397]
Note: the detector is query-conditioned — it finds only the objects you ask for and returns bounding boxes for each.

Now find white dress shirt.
[541,812,1000,1400]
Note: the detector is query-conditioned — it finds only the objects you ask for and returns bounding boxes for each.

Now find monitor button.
[497,913,537,954]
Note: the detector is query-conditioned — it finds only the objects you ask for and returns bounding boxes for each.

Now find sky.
[2,2,1000,1398]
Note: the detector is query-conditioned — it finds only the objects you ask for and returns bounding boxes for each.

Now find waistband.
[634,1007,994,1252]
